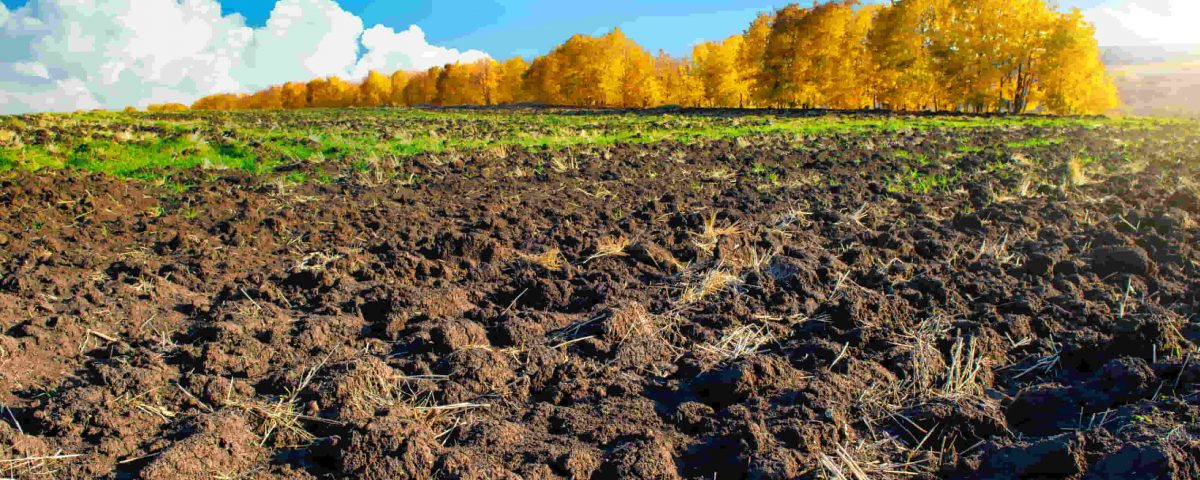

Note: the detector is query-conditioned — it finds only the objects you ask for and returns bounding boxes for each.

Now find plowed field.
[1,109,1199,479]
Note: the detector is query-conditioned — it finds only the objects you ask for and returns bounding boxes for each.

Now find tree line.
[178,0,1118,115]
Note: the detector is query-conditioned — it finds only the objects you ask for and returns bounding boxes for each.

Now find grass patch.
[0,108,1180,182]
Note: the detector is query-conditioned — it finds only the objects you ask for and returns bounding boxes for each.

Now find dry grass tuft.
[1066,157,1088,187]
[690,213,745,255]
[1002,342,1062,379]
[119,387,177,422]
[701,324,773,361]
[740,246,776,274]
[893,316,952,394]
[1015,176,1034,199]
[972,233,1019,267]
[584,237,631,264]
[341,361,487,438]
[817,438,936,480]
[818,444,870,480]
[679,268,740,305]
[506,166,529,178]
[486,144,509,160]
[839,204,873,228]
[0,453,83,478]
[631,241,686,273]
[230,395,319,447]
[520,248,564,271]
[225,361,339,447]
[550,155,579,173]
[0,129,20,148]
[702,167,736,182]
[775,206,813,229]
[294,252,342,273]
[355,158,398,188]
[940,337,986,399]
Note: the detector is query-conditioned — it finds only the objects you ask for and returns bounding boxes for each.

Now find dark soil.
[2,115,1200,479]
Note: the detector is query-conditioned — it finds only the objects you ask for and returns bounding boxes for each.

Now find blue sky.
[0,0,1117,58]
[181,0,1114,57]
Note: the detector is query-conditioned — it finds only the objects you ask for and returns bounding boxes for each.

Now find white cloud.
[1085,0,1200,46]
[237,0,363,90]
[352,25,489,78]
[12,62,50,79]
[0,78,101,114]
[0,0,490,114]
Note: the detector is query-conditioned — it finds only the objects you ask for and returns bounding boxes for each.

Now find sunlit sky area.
[0,0,1196,113]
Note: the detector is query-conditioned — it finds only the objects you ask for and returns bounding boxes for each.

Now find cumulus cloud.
[0,0,490,114]
[1085,0,1200,46]
[237,0,363,90]
[352,25,489,79]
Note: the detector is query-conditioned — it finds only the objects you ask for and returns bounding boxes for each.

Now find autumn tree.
[760,4,810,107]
[535,34,597,105]
[241,86,284,109]
[496,57,529,104]
[191,93,242,110]
[306,78,331,107]
[281,82,308,109]
[868,0,947,110]
[617,36,663,108]
[524,29,662,107]
[524,54,564,105]
[761,1,874,108]
[433,63,477,106]
[306,77,356,108]
[389,71,410,106]
[655,52,704,107]
[930,0,1053,112]
[693,36,749,107]
[471,59,502,105]
[358,70,393,107]
[739,12,774,106]
[1036,8,1119,114]
[147,103,189,112]
[573,32,616,106]
[403,67,442,106]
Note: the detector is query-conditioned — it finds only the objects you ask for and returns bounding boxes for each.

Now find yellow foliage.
[761,1,876,109]
[180,0,1117,115]
[389,71,410,106]
[1037,8,1120,114]
[869,0,948,110]
[402,67,441,106]
[525,29,663,107]
[358,70,393,107]
[656,52,704,107]
[496,57,530,104]
[281,82,308,109]
[147,103,188,112]
[693,36,749,107]
[739,12,774,106]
